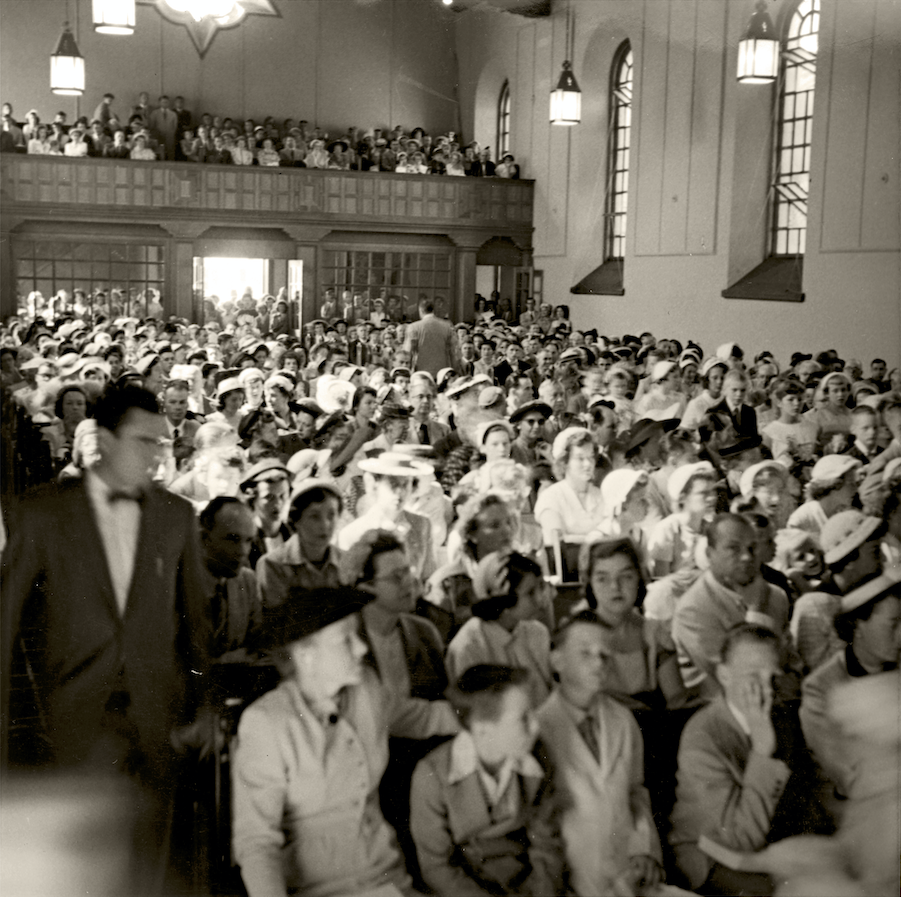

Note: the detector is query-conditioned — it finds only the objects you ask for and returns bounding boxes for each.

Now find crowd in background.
[1,284,899,897]
[1,95,521,176]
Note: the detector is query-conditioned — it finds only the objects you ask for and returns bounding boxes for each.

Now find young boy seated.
[846,405,883,464]
[445,553,552,707]
[410,664,563,897]
[537,611,663,896]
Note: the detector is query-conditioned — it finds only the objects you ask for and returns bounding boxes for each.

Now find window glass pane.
[605,42,632,262]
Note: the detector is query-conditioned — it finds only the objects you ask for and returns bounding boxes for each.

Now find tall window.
[772,0,819,256]
[497,80,511,158]
[605,42,633,261]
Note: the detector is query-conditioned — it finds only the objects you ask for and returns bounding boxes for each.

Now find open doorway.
[202,257,268,306]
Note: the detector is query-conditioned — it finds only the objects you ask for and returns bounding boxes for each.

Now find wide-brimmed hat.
[216,376,244,398]
[839,567,901,615]
[56,352,85,378]
[810,454,861,484]
[623,418,679,455]
[358,451,433,477]
[259,587,374,650]
[446,373,492,400]
[601,469,648,516]
[821,509,884,566]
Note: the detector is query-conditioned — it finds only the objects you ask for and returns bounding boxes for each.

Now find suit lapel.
[71,482,121,622]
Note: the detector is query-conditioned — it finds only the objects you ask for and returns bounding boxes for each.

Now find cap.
[475,419,514,446]
[810,454,861,484]
[552,426,593,461]
[478,385,505,408]
[601,469,649,516]
[240,457,289,490]
[667,461,716,503]
[821,509,883,566]
[509,400,552,424]
[739,460,789,498]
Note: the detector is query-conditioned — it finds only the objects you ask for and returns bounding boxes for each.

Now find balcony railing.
[1,155,534,234]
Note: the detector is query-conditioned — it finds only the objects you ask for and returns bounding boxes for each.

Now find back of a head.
[419,298,435,316]
[195,420,239,454]
[93,383,159,433]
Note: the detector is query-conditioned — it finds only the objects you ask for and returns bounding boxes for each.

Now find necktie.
[578,712,600,762]
[419,422,431,445]
[211,578,228,639]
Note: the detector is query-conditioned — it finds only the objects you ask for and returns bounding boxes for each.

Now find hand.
[472,550,511,600]
[628,854,663,892]
[738,678,776,757]
[170,707,225,760]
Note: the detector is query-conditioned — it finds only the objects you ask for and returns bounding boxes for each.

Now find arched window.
[772,0,820,256]
[605,42,633,262]
[497,80,511,158]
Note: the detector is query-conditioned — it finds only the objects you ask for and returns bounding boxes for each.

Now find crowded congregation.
[1,0,899,896]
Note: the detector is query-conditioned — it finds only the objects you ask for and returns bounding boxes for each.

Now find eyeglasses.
[521,418,543,427]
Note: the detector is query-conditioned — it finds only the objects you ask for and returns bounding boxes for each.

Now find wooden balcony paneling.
[2,156,534,241]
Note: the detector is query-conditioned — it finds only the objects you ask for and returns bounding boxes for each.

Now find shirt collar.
[447,729,543,786]
[726,698,752,737]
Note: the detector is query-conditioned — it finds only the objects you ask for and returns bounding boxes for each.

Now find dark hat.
[259,587,374,649]
[238,408,273,442]
[839,567,901,615]
[790,352,813,367]
[294,398,324,418]
[328,139,349,153]
[379,402,411,421]
[716,435,763,457]
[623,418,680,455]
[509,400,552,424]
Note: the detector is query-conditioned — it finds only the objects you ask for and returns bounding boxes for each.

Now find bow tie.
[108,488,145,504]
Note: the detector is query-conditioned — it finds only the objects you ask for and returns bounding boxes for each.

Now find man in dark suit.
[705,369,759,441]
[2,385,211,891]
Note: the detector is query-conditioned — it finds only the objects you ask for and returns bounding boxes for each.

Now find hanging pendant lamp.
[51,23,85,96]
[93,0,136,34]
[550,2,580,125]
[737,0,779,84]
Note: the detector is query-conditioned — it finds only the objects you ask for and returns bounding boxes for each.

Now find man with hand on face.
[673,513,793,701]
[670,624,829,896]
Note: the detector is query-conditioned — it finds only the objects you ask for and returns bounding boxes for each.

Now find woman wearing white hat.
[206,376,246,431]
[337,452,437,581]
[682,358,728,432]
[634,360,688,421]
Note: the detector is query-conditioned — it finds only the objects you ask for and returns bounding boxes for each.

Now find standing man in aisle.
[404,296,458,377]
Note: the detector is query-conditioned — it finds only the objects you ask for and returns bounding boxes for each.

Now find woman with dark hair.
[682,358,729,431]
[43,383,89,470]
[579,537,687,710]
[351,385,378,432]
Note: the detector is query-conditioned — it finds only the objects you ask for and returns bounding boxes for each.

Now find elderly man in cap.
[800,568,901,809]
[240,457,292,569]
[673,513,795,701]
[790,509,885,674]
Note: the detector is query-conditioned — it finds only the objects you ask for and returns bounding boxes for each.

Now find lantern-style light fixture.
[93,0,136,34]
[550,61,581,125]
[737,0,780,84]
[50,23,85,96]
[550,2,580,125]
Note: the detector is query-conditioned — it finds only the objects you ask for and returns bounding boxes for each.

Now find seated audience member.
[669,624,829,895]
[255,480,344,612]
[647,461,717,579]
[800,569,901,804]
[231,588,416,897]
[198,496,263,662]
[338,452,436,581]
[579,537,687,710]
[672,513,792,700]
[704,369,759,441]
[537,610,663,896]
[534,427,605,550]
[761,378,818,475]
[446,553,552,707]
[787,453,861,536]
[410,665,563,897]
[509,399,552,467]
[805,371,853,451]
[130,133,156,161]
[239,457,292,569]
[790,509,884,673]
[738,459,793,530]
[846,405,882,464]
